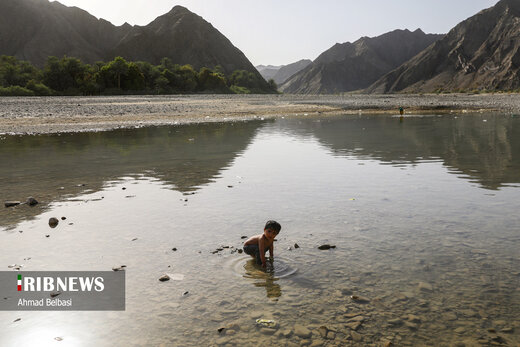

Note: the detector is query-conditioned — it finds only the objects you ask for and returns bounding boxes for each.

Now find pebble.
[172,248,177,251]
[50,291,61,298]
[260,327,275,335]
[294,243,300,249]
[418,282,433,292]
[61,216,66,220]
[350,331,363,342]
[112,265,126,271]
[241,236,248,239]
[13,318,21,322]
[48,217,59,228]
[346,321,362,330]
[318,244,336,250]
[350,295,370,303]
[159,275,170,282]
[4,201,21,207]
[318,326,328,338]
[26,197,38,206]
[294,324,312,338]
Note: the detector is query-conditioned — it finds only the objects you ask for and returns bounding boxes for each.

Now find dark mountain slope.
[281,29,442,94]
[367,0,520,93]
[0,0,260,77]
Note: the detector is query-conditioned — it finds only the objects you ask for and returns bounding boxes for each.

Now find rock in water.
[5,201,21,207]
[318,244,336,250]
[26,197,38,206]
[159,275,170,282]
[294,324,311,338]
[48,218,59,228]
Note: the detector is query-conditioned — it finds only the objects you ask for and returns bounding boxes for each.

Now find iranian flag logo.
[17,274,22,291]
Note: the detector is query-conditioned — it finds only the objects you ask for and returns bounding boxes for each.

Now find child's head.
[264,220,281,235]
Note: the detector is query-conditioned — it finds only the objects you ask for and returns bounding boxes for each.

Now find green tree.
[109,57,129,90]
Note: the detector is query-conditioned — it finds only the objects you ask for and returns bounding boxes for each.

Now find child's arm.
[269,243,274,259]
[258,238,267,267]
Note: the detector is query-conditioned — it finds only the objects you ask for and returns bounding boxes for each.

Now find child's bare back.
[243,221,281,267]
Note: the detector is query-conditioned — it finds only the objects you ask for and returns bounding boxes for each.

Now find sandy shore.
[1,93,519,134]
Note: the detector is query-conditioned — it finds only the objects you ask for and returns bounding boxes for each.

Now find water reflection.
[278,114,520,190]
[243,259,282,299]
[0,121,266,229]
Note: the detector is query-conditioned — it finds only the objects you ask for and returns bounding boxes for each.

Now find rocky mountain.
[257,59,312,85]
[256,65,282,81]
[273,59,312,85]
[367,0,520,93]
[0,0,260,75]
[281,29,443,94]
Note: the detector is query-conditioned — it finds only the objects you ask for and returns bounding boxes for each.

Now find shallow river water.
[1,114,519,346]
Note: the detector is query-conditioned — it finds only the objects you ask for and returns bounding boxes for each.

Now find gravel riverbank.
[1,93,519,134]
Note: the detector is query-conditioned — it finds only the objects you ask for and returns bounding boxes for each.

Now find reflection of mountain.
[281,115,520,190]
[0,121,264,229]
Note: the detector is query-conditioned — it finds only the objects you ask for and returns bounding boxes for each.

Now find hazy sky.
[56,0,498,66]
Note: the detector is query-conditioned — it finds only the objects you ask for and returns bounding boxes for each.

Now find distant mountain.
[257,59,312,85]
[0,0,261,76]
[256,65,282,81]
[281,29,443,94]
[367,0,520,93]
[273,59,312,85]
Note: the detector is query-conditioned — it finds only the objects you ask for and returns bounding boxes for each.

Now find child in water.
[243,220,281,268]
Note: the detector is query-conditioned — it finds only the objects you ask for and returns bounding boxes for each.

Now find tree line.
[0,55,278,96]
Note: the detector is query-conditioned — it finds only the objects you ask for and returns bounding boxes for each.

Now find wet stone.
[350,295,370,303]
[350,331,363,342]
[318,326,328,338]
[48,217,59,228]
[326,331,336,340]
[26,197,38,206]
[418,282,433,292]
[500,327,514,333]
[318,245,336,250]
[260,328,275,335]
[294,324,312,338]
[346,321,361,330]
[4,201,21,207]
[159,275,170,282]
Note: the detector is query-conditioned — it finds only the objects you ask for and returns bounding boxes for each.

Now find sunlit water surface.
[1,114,519,346]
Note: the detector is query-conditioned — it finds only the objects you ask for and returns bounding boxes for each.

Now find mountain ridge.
[281,29,443,94]
[367,0,520,93]
[0,0,260,76]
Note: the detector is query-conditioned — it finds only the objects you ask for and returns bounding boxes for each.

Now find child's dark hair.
[265,220,281,233]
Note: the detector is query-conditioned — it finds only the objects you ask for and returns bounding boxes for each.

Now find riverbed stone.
[158,275,170,282]
[4,201,21,207]
[350,331,362,342]
[418,282,433,292]
[26,197,38,206]
[49,217,59,228]
[294,324,312,338]
[317,326,328,338]
[318,245,336,250]
[260,328,275,335]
